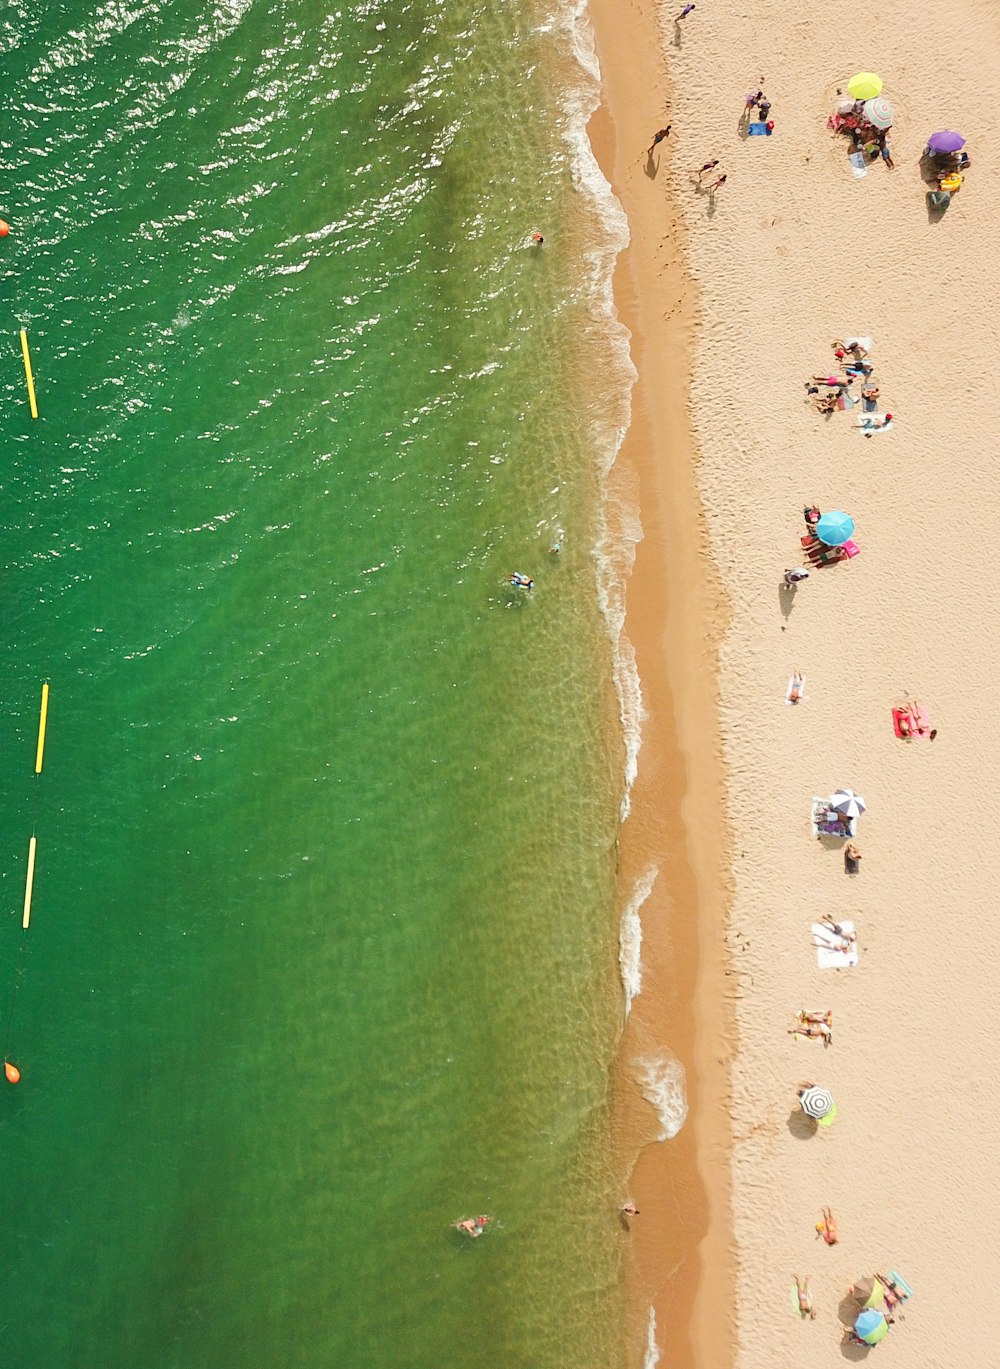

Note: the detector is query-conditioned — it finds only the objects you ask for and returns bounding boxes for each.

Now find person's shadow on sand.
[645,151,659,180]
[786,1108,817,1140]
[672,20,683,47]
[778,583,797,622]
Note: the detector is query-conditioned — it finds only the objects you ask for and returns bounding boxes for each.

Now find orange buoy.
[5,1061,21,1084]
[0,221,9,236]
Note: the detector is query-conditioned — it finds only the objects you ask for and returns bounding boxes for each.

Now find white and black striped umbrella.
[799,1086,835,1120]
[831,789,866,818]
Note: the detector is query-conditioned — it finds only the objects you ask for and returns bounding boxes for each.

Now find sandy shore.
[589,0,1000,1364]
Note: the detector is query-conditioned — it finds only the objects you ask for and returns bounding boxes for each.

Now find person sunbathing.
[795,1276,817,1319]
[876,1274,906,1310]
[814,392,838,414]
[817,917,855,950]
[789,1020,832,1045]
[799,1010,832,1026]
[789,671,805,703]
[861,386,880,401]
[816,1206,838,1245]
[811,373,852,386]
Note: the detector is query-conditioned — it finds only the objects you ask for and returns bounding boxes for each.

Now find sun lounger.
[813,920,859,969]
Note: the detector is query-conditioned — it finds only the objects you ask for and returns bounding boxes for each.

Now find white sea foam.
[619,864,658,1015]
[636,1052,689,1141]
[556,0,645,822]
[643,1304,661,1369]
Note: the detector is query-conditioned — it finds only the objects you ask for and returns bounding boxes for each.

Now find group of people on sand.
[828,98,894,168]
[804,337,892,432]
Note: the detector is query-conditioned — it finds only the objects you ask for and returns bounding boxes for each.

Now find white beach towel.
[812,920,859,969]
[785,674,806,704]
[849,152,868,179]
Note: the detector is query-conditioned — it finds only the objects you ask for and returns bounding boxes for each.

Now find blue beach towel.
[748,122,771,136]
[849,151,868,179]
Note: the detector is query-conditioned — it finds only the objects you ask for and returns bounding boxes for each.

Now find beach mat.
[813,920,858,969]
[748,122,771,136]
[849,151,867,178]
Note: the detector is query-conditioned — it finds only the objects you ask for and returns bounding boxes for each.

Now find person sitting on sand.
[861,385,880,402]
[816,1206,839,1245]
[795,1276,817,1319]
[844,841,862,873]
[814,391,839,414]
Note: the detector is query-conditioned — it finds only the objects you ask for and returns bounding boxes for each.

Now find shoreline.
[583,1,736,1365]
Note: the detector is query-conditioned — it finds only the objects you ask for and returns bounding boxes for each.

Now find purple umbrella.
[927,130,966,153]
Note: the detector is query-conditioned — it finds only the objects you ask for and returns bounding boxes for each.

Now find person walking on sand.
[693,158,719,177]
[676,3,696,17]
[783,567,809,587]
[647,126,671,155]
[707,173,727,192]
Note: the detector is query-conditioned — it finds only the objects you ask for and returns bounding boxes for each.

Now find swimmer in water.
[510,572,534,590]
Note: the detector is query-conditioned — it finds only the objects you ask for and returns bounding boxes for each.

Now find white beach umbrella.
[799,1086,835,1120]
[831,789,866,818]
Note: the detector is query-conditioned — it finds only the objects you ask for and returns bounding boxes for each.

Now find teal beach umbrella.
[816,511,855,546]
[855,1309,890,1344]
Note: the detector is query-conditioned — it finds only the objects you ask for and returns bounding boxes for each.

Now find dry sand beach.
[588,0,1000,1364]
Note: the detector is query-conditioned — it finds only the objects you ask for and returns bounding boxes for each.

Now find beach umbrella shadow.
[838,1293,863,1327]
[840,1339,874,1362]
[786,1107,818,1140]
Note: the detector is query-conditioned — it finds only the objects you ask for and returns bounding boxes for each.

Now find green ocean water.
[0,1,633,1365]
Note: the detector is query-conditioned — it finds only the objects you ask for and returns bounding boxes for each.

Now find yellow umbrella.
[847,71,883,99]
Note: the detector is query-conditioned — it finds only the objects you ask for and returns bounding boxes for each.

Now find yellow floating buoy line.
[19,328,38,419]
[4,683,52,1082]
[35,681,49,774]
